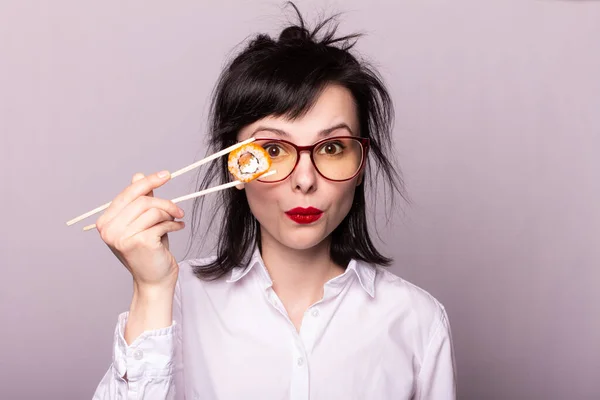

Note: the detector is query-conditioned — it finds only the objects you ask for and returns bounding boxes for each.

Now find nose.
[290,151,317,194]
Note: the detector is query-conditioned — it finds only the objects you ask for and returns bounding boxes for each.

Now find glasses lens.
[254,139,297,182]
[313,138,364,180]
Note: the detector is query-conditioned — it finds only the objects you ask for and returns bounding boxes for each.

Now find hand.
[95,170,185,293]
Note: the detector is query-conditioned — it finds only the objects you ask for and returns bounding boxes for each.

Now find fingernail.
[158,170,169,178]
[178,207,185,216]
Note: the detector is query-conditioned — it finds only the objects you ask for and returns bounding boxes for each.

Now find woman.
[93,4,456,399]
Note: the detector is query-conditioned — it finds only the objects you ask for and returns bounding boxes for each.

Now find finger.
[132,172,145,184]
[143,220,186,240]
[133,173,155,198]
[102,170,171,225]
[123,207,175,238]
[97,172,150,229]
[117,196,184,229]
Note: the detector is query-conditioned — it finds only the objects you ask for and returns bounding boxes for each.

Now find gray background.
[1,0,599,399]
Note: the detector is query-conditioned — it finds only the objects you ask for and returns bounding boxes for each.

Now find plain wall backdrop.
[1,0,599,399]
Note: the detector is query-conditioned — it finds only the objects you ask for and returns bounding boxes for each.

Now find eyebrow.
[250,122,354,138]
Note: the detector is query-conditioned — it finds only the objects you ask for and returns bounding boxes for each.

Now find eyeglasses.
[253,136,370,183]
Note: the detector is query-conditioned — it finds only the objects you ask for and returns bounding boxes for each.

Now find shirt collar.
[226,247,376,298]
[345,258,376,298]
[226,247,266,284]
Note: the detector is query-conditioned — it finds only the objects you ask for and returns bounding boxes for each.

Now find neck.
[259,232,345,311]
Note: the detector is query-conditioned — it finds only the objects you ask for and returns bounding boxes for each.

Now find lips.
[286,207,323,215]
[285,207,323,224]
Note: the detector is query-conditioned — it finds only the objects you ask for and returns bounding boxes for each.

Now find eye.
[317,141,344,156]
[263,143,289,158]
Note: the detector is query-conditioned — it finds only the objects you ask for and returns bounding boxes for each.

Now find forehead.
[238,84,359,143]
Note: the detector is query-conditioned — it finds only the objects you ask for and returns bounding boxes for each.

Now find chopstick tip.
[83,224,97,231]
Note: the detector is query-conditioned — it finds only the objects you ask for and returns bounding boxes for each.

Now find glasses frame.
[254,136,370,183]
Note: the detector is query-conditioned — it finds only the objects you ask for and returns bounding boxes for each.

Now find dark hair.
[183,2,406,280]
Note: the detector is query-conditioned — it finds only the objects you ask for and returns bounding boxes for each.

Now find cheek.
[328,181,358,218]
[243,183,279,219]
[339,187,356,213]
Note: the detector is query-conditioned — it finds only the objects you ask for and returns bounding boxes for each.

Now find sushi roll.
[228,142,272,182]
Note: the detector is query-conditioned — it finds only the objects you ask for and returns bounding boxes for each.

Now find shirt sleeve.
[414,304,457,400]
[93,279,184,400]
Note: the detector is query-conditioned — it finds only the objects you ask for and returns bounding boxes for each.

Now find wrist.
[132,267,178,299]
[133,281,175,302]
[129,283,175,327]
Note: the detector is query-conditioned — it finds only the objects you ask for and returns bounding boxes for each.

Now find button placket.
[299,306,322,354]
[290,341,309,400]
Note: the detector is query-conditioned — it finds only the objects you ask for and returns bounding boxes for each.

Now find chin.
[278,226,330,251]
[281,238,325,251]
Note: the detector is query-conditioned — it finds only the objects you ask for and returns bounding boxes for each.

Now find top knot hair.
[272,2,361,50]
[278,25,311,43]
[241,2,361,57]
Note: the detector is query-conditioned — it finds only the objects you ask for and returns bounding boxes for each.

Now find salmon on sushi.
[228,142,272,182]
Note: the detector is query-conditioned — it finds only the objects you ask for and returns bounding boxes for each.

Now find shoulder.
[369,263,449,338]
[375,265,445,308]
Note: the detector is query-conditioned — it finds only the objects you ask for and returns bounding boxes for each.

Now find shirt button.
[133,349,144,360]
[297,357,305,367]
[311,309,320,317]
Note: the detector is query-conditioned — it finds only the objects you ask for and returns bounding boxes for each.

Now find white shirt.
[93,249,456,399]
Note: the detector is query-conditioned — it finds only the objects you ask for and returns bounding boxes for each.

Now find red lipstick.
[285,207,323,224]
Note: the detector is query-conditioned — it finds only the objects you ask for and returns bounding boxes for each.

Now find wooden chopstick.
[81,170,276,232]
[65,137,256,226]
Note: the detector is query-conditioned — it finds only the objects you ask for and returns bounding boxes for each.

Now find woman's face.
[236,84,363,251]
